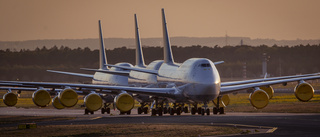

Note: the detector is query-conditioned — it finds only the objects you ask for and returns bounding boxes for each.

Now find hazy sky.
[1,0,319,41]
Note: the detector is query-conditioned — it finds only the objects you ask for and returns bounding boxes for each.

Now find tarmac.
[1,107,320,136]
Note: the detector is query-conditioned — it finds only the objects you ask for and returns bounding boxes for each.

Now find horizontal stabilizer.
[80,68,130,76]
[47,70,94,78]
[213,61,224,65]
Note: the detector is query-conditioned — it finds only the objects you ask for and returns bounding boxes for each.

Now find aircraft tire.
[163,107,168,114]
[191,107,196,115]
[201,108,205,116]
[106,108,110,114]
[197,108,202,114]
[219,107,224,114]
[206,108,210,115]
[84,109,89,115]
[101,108,105,114]
[127,110,131,115]
[183,107,188,113]
[158,108,163,116]
[151,109,156,116]
[143,107,148,114]
[138,107,142,114]
[213,107,218,114]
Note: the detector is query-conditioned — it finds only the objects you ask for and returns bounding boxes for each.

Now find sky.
[0,0,319,41]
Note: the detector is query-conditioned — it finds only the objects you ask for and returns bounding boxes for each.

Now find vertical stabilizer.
[98,20,108,70]
[161,8,175,65]
[134,14,146,68]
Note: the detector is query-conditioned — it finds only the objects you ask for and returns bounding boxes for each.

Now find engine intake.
[84,93,103,112]
[52,96,65,109]
[32,89,51,107]
[260,86,274,99]
[294,82,314,102]
[3,92,18,106]
[58,88,78,107]
[249,89,269,109]
[114,93,134,112]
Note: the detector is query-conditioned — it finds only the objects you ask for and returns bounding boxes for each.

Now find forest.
[1,44,320,82]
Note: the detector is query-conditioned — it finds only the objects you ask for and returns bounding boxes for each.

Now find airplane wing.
[0,80,178,97]
[220,75,320,95]
[221,72,320,86]
[47,70,94,78]
[80,68,130,76]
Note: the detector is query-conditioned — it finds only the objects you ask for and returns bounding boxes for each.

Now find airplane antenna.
[162,8,175,65]
[98,20,108,70]
[134,14,146,67]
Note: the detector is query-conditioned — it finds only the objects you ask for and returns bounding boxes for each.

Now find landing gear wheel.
[84,109,89,115]
[163,107,168,114]
[219,107,225,114]
[206,108,210,115]
[177,107,181,115]
[213,107,218,115]
[191,107,196,115]
[106,108,110,114]
[138,107,142,114]
[183,107,188,113]
[101,108,105,114]
[158,108,163,116]
[143,107,148,114]
[201,108,205,116]
[197,108,202,115]
[126,110,131,115]
[151,109,156,116]
[169,108,175,115]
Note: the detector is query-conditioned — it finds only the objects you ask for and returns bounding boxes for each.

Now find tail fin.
[98,20,108,70]
[134,14,146,68]
[161,8,175,65]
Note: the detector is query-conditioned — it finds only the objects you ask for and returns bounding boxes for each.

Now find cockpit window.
[200,63,211,67]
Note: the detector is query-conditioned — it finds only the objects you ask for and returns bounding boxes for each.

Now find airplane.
[1,9,319,116]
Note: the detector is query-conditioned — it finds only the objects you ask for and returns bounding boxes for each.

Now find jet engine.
[249,89,269,109]
[213,94,230,107]
[32,89,51,107]
[58,88,78,107]
[260,86,274,99]
[294,82,314,102]
[3,92,18,106]
[114,93,134,112]
[52,96,65,109]
[84,93,103,111]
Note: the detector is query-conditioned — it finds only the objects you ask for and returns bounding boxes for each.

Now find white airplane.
[1,9,319,116]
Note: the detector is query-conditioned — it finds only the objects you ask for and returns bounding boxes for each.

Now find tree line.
[1,44,320,82]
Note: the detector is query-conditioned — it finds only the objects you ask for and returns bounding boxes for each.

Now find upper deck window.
[200,63,211,67]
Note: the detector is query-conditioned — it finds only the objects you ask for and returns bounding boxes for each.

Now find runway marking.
[267,127,278,133]
[91,117,102,120]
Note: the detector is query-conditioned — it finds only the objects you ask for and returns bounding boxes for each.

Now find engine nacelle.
[249,89,269,109]
[32,89,51,107]
[52,96,65,109]
[213,94,230,107]
[84,93,103,112]
[114,93,134,112]
[3,92,18,106]
[58,88,78,107]
[260,86,274,99]
[294,82,314,102]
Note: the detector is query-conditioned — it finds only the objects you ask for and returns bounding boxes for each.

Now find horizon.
[0,0,320,42]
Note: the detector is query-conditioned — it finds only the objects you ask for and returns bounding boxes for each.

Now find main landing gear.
[101,103,111,114]
[213,96,225,115]
[137,103,149,114]
[190,103,210,116]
